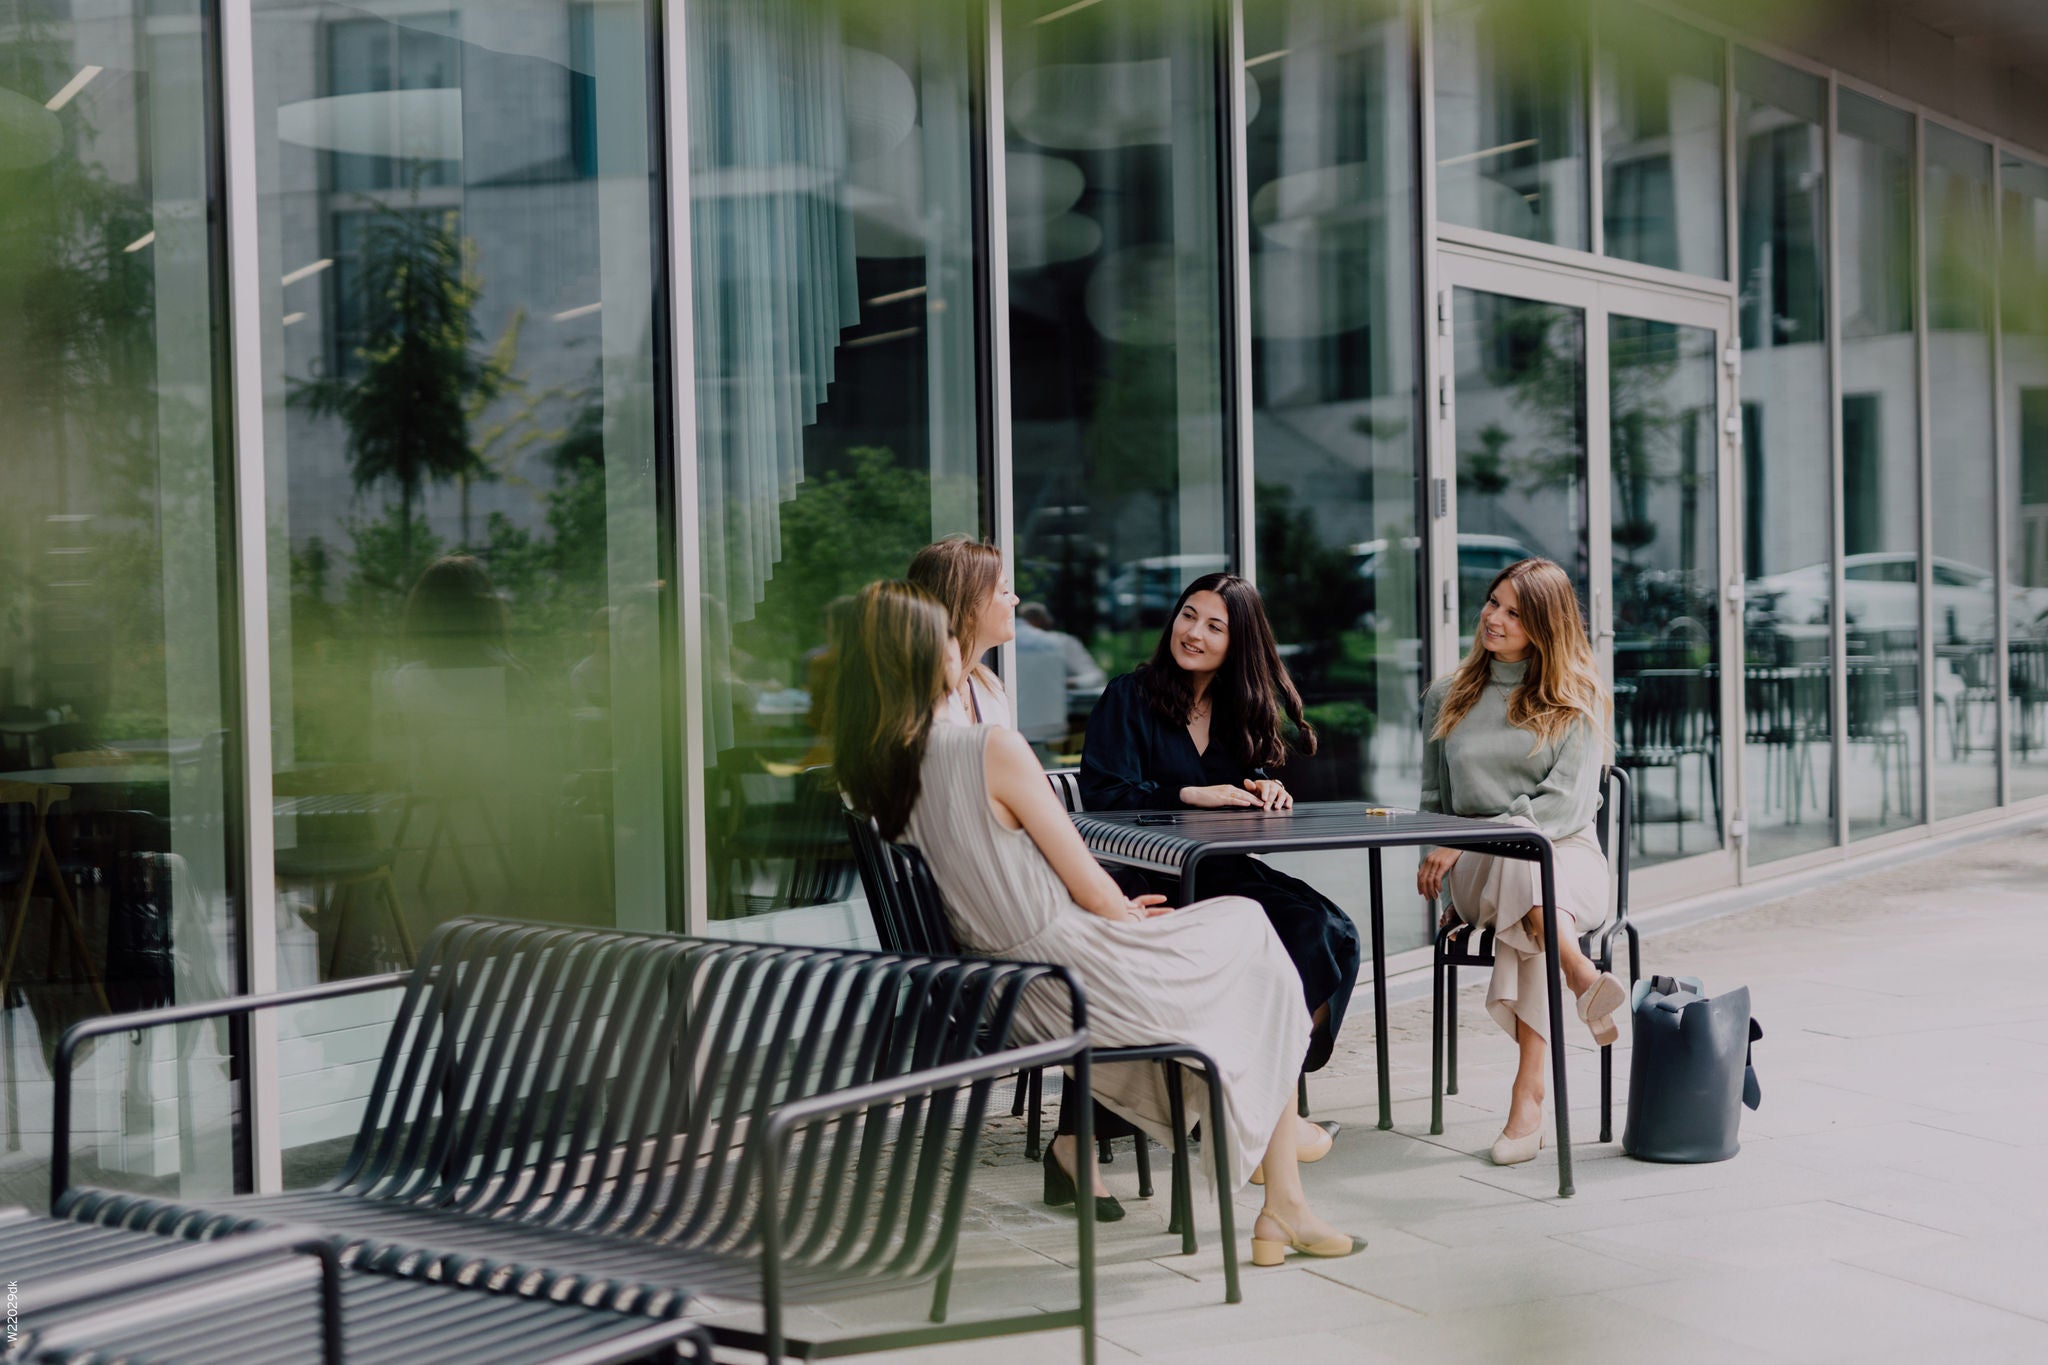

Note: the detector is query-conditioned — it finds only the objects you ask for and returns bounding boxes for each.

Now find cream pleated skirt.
[1445,821,1611,1042]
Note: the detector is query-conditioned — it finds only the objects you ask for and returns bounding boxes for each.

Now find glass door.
[1437,249,1738,887]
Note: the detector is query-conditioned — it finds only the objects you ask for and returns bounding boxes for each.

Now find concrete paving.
[707,822,2048,1364]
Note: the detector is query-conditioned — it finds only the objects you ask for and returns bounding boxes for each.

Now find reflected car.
[1098,553,1229,629]
[1349,533,1539,628]
[1746,553,2048,642]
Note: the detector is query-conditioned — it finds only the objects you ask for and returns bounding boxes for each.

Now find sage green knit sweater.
[1418,657,1604,841]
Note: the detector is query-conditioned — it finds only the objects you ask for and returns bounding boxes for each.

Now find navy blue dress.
[1079,673,1360,1071]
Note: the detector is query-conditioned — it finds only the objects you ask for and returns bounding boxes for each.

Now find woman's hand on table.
[1416,847,1462,901]
[1242,779,1292,810]
[1178,783,1266,809]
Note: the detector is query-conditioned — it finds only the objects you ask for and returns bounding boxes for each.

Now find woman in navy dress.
[1081,573,1361,1074]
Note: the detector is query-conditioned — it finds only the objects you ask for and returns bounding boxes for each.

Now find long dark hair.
[1134,572,1315,769]
[831,580,952,839]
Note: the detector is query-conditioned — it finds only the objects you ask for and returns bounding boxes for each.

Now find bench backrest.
[334,917,1062,1277]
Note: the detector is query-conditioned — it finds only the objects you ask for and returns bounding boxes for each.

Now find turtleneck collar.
[1488,655,1531,685]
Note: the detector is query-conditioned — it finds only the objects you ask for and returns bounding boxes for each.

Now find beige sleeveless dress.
[902,724,1309,1189]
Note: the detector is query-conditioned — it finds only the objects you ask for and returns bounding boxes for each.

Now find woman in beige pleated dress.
[1417,558,1626,1166]
[833,580,1363,1267]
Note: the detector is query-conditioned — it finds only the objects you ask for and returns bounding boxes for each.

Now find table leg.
[1540,850,1574,1197]
[1369,848,1390,1131]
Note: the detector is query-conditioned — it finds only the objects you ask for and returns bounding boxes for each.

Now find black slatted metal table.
[1071,803,1578,1197]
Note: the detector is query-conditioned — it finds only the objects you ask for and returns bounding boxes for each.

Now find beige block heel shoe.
[1249,1214,1367,1267]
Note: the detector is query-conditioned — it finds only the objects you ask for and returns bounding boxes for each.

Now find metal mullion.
[1419,0,1455,679]
[985,0,1018,703]
[1826,74,1849,849]
[1223,0,1256,583]
[218,0,281,1194]
[1723,34,1747,868]
[1586,0,1602,260]
[1915,113,1937,827]
[1993,150,2012,805]
[662,0,708,932]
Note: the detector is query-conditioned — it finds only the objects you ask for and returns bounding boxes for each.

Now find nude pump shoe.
[1249,1213,1367,1266]
[1490,1102,1551,1166]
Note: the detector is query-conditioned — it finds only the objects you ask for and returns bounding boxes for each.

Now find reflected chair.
[1613,669,1718,856]
[718,763,859,918]
[0,779,110,1014]
[273,764,414,976]
[1430,766,1635,1144]
[2014,640,2048,757]
[1846,661,1914,821]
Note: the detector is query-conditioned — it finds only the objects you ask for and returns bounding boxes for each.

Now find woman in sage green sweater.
[1416,558,1626,1167]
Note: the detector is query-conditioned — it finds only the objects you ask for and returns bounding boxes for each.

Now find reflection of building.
[11,0,2048,1212]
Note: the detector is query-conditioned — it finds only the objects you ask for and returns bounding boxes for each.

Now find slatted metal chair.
[0,1206,712,1364]
[844,811,1241,1307]
[51,918,1098,1364]
[1430,766,1638,1143]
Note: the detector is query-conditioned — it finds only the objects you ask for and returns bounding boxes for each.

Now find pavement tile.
[1597,1260,2033,1361]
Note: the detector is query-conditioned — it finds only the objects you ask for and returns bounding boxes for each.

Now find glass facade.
[2003,155,2048,801]
[5,0,2048,1208]
[1242,0,1424,948]
[1836,91,1921,837]
[1609,315,1723,863]
[1,5,243,1211]
[1434,0,1587,249]
[1924,123,1999,817]
[691,0,983,934]
[250,0,675,1178]
[1597,1,1724,279]
[1006,0,1231,749]
[1736,51,1834,864]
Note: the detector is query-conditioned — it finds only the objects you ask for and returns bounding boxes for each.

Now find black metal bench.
[0,1205,711,1364]
[50,918,1099,1363]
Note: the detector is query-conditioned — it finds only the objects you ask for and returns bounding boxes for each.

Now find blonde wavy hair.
[1431,558,1611,753]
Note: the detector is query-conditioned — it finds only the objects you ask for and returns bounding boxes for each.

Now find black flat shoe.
[1042,1144,1125,1222]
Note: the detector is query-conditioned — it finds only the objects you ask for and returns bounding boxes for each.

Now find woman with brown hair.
[1417,557,1624,1166]
[835,580,1363,1266]
[908,535,1019,728]
[1078,574,1360,1080]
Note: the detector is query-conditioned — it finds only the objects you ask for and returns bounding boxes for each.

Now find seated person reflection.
[1079,574,1361,1079]
[1417,558,1625,1166]
[833,581,1362,1265]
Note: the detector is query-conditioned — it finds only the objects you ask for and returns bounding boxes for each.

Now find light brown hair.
[907,535,1004,693]
[830,580,952,839]
[1431,558,1611,752]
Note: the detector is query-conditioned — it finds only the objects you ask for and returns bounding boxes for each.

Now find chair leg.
[1296,1072,1309,1119]
[1430,944,1445,1136]
[1599,1040,1614,1145]
[1012,1068,1030,1118]
[928,1258,954,1324]
[1098,1133,1114,1165]
[1133,1133,1153,1199]
[376,869,415,967]
[1445,962,1459,1096]
[1203,1067,1241,1306]
[1025,1067,1043,1162]
[324,882,353,980]
[1164,1068,1192,1252]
